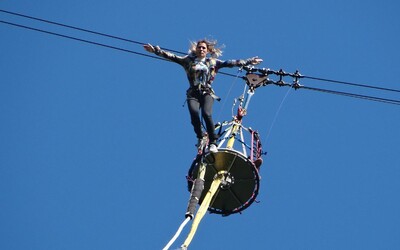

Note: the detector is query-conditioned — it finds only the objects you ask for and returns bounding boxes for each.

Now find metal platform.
[189,148,260,216]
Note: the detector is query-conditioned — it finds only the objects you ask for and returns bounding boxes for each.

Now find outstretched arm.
[216,56,263,69]
[143,43,187,65]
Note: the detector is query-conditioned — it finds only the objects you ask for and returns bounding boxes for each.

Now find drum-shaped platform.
[189,148,260,216]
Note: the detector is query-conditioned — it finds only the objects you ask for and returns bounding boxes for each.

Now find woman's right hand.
[143,43,155,53]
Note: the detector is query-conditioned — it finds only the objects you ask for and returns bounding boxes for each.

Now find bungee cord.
[181,177,222,249]
[162,216,191,250]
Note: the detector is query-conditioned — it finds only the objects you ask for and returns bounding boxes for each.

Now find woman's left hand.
[251,56,263,65]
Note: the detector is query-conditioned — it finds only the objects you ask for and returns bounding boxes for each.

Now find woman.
[143,39,262,153]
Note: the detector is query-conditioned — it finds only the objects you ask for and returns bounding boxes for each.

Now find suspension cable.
[4,8,399,95]
[2,13,400,106]
[242,66,400,106]
[0,20,167,61]
[0,9,185,55]
[300,86,400,105]
[2,9,400,95]
[303,75,400,93]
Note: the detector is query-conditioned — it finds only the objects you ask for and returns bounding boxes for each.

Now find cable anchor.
[292,70,303,90]
[276,69,286,86]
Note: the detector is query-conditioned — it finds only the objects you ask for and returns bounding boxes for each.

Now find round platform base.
[188,148,260,216]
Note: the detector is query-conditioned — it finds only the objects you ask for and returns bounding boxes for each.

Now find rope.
[181,177,222,249]
[264,87,292,144]
[215,69,243,122]
[162,216,191,250]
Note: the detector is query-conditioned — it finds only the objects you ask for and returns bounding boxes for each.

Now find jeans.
[187,92,217,144]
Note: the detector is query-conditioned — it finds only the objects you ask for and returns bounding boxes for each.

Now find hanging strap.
[162,216,191,250]
[181,177,222,249]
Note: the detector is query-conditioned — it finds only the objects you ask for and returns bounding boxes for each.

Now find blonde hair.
[189,39,224,58]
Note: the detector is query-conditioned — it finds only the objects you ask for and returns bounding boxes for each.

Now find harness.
[187,58,221,101]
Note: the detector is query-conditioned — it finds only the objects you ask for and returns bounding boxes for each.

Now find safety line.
[215,69,243,122]
[264,87,292,144]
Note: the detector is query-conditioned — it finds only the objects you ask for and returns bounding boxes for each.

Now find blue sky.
[1,1,400,249]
